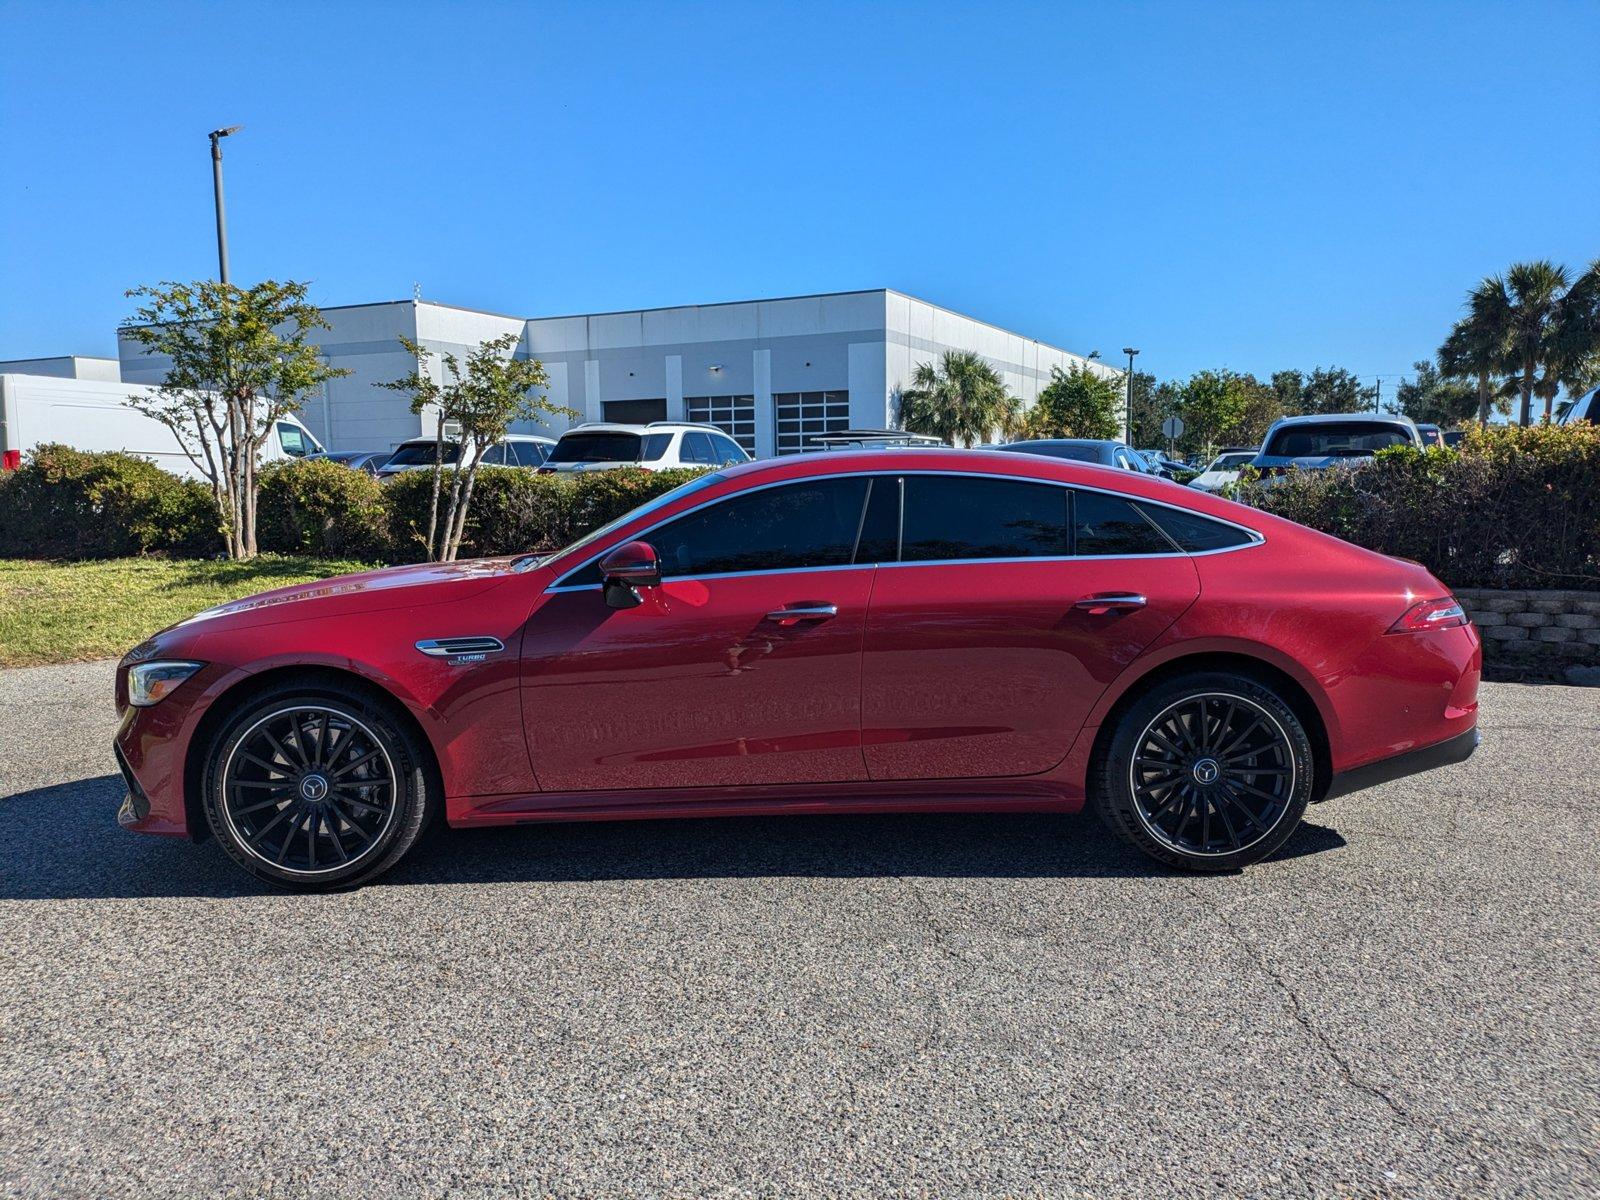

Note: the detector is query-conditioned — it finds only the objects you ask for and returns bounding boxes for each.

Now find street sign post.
[1161,415,1184,457]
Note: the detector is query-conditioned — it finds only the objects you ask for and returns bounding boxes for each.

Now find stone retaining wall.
[1455,588,1600,674]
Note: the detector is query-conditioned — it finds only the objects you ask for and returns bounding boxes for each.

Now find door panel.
[860,557,1199,780]
[522,569,874,792]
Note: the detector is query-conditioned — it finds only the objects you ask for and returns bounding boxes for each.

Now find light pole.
[1122,347,1139,444]
[208,126,242,284]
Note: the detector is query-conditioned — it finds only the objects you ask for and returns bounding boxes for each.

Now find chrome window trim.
[543,469,1265,594]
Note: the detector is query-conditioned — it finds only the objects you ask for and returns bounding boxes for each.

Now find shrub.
[0,444,218,559]
[384,467,573,561]
[383,466,706,562]
[1235,423,1600,590]
[256,459,391,562]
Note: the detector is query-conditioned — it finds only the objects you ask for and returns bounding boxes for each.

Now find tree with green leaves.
[1173,369,1253,459]
[1439,277,1511,428]
[378,334,571,561]
[120,280,348,559]
[1019,364,1122,440]
[1124,370,1170,448]
[899,350,1019,446]
[1393,359,1479,428]
[1472,260,1600,425]
[1272,366,1377,416]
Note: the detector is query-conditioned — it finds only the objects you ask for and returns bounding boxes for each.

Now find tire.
[1091,670,1315,872]
[201,684,433,890]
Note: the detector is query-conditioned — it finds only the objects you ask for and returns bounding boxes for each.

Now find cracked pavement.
[2,660,1597,1198]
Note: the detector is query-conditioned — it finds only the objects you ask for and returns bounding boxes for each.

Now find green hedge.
[0,444,218,559]
[1234,423,1600,591]
[382,466,706,560]
[0,447,705,565]
[256,459,392,562]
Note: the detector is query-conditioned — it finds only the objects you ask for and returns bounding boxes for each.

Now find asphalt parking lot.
[2,661,1596,1199]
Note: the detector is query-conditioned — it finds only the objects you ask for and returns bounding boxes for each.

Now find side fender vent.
[416,636,506,658]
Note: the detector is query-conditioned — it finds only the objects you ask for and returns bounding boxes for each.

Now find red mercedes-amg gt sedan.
[114,449,1480,889]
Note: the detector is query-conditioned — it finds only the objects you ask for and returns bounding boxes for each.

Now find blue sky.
[1,0,1596,387]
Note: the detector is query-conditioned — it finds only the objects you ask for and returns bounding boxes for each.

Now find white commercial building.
[112,288,1118,458]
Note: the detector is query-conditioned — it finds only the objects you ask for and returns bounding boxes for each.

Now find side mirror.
[598,540,661,609]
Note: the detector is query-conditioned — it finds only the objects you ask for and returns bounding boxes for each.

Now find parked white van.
[0,373,321,478]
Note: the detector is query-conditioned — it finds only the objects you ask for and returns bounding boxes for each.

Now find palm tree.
[899,350,1017,447]
[1486,261,1570,425]
[1550,258,1600,405]
[1439,277,1510,428]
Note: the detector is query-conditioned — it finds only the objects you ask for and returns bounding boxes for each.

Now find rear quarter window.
[1136,503,1256,552]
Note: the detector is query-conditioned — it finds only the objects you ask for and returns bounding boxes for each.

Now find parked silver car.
[987,438,1154,473]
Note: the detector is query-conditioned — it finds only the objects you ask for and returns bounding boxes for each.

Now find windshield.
[513,471,726,572]
[548,431,645,464]
[998,442,1102,464]
[1210,453,1256,471]
[385,441,460,467]
[1264,423,1413,458]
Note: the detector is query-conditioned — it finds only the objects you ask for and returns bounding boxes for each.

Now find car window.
[712,434,746,464]
[1136,503,1254,553]
[649,477,871,578]
[680,431,717,465]
[1265,422,1414,457]
[995,442,1102,464]
[1114,449,1143,472]
[901,476,1070,562]
[480,443,507,465]
[1073,490,1174,555]
[640,433,673,462]
[548,432,644,464]
[856,476,901,562]
[277,423,310,457]
[385,441,460,467]
[508,441,546,466]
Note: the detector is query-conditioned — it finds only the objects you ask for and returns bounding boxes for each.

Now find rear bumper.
[1322,726,1479,802]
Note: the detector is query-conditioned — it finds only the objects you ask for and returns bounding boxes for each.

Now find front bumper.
[1322,726,1480,802]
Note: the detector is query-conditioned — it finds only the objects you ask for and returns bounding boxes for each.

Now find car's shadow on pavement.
[0,774,1348,900]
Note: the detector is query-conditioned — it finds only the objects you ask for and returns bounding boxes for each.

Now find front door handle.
[1074,592,1148,615]
[765,603,838,626]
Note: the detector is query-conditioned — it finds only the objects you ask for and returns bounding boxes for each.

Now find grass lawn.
[0,556,376,668]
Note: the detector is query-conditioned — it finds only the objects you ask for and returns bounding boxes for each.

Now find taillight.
[1388,596,1468,634]
[1,449,19,471]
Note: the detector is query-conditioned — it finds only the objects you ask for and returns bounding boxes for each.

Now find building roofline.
[117,289,1110,367]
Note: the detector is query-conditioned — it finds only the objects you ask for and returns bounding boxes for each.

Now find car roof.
[557,422,728,436]
[1265,412,1416,428]
[997,438,1121,448]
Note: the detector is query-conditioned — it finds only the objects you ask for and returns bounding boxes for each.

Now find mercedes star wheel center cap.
[1192,758,1221,786]
[299,774,330,802]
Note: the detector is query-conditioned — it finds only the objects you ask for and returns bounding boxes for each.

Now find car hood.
[173,557,522,632]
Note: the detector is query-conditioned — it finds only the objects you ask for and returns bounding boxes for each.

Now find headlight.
[127,661,205,707]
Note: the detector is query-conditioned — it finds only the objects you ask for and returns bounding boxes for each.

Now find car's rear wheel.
[202,686,432,890]
[1092,671,1314,871]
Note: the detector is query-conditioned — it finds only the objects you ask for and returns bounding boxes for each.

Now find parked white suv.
[375,433,554,478]
[539,422,750,473]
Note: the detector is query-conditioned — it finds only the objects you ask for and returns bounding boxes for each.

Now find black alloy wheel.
[203,687,432,889]
[1093,671,1315,872]
[1128,693,1293,857]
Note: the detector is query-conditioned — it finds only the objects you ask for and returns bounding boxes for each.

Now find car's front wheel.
[1092,671,1315,871]
[201,685,433,890]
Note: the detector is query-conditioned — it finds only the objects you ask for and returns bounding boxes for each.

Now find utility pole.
[1122,347,1139,444]
[208,126,242,284]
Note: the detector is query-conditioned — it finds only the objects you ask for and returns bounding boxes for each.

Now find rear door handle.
[1074,593,1148,615]
[765,603,838,626]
